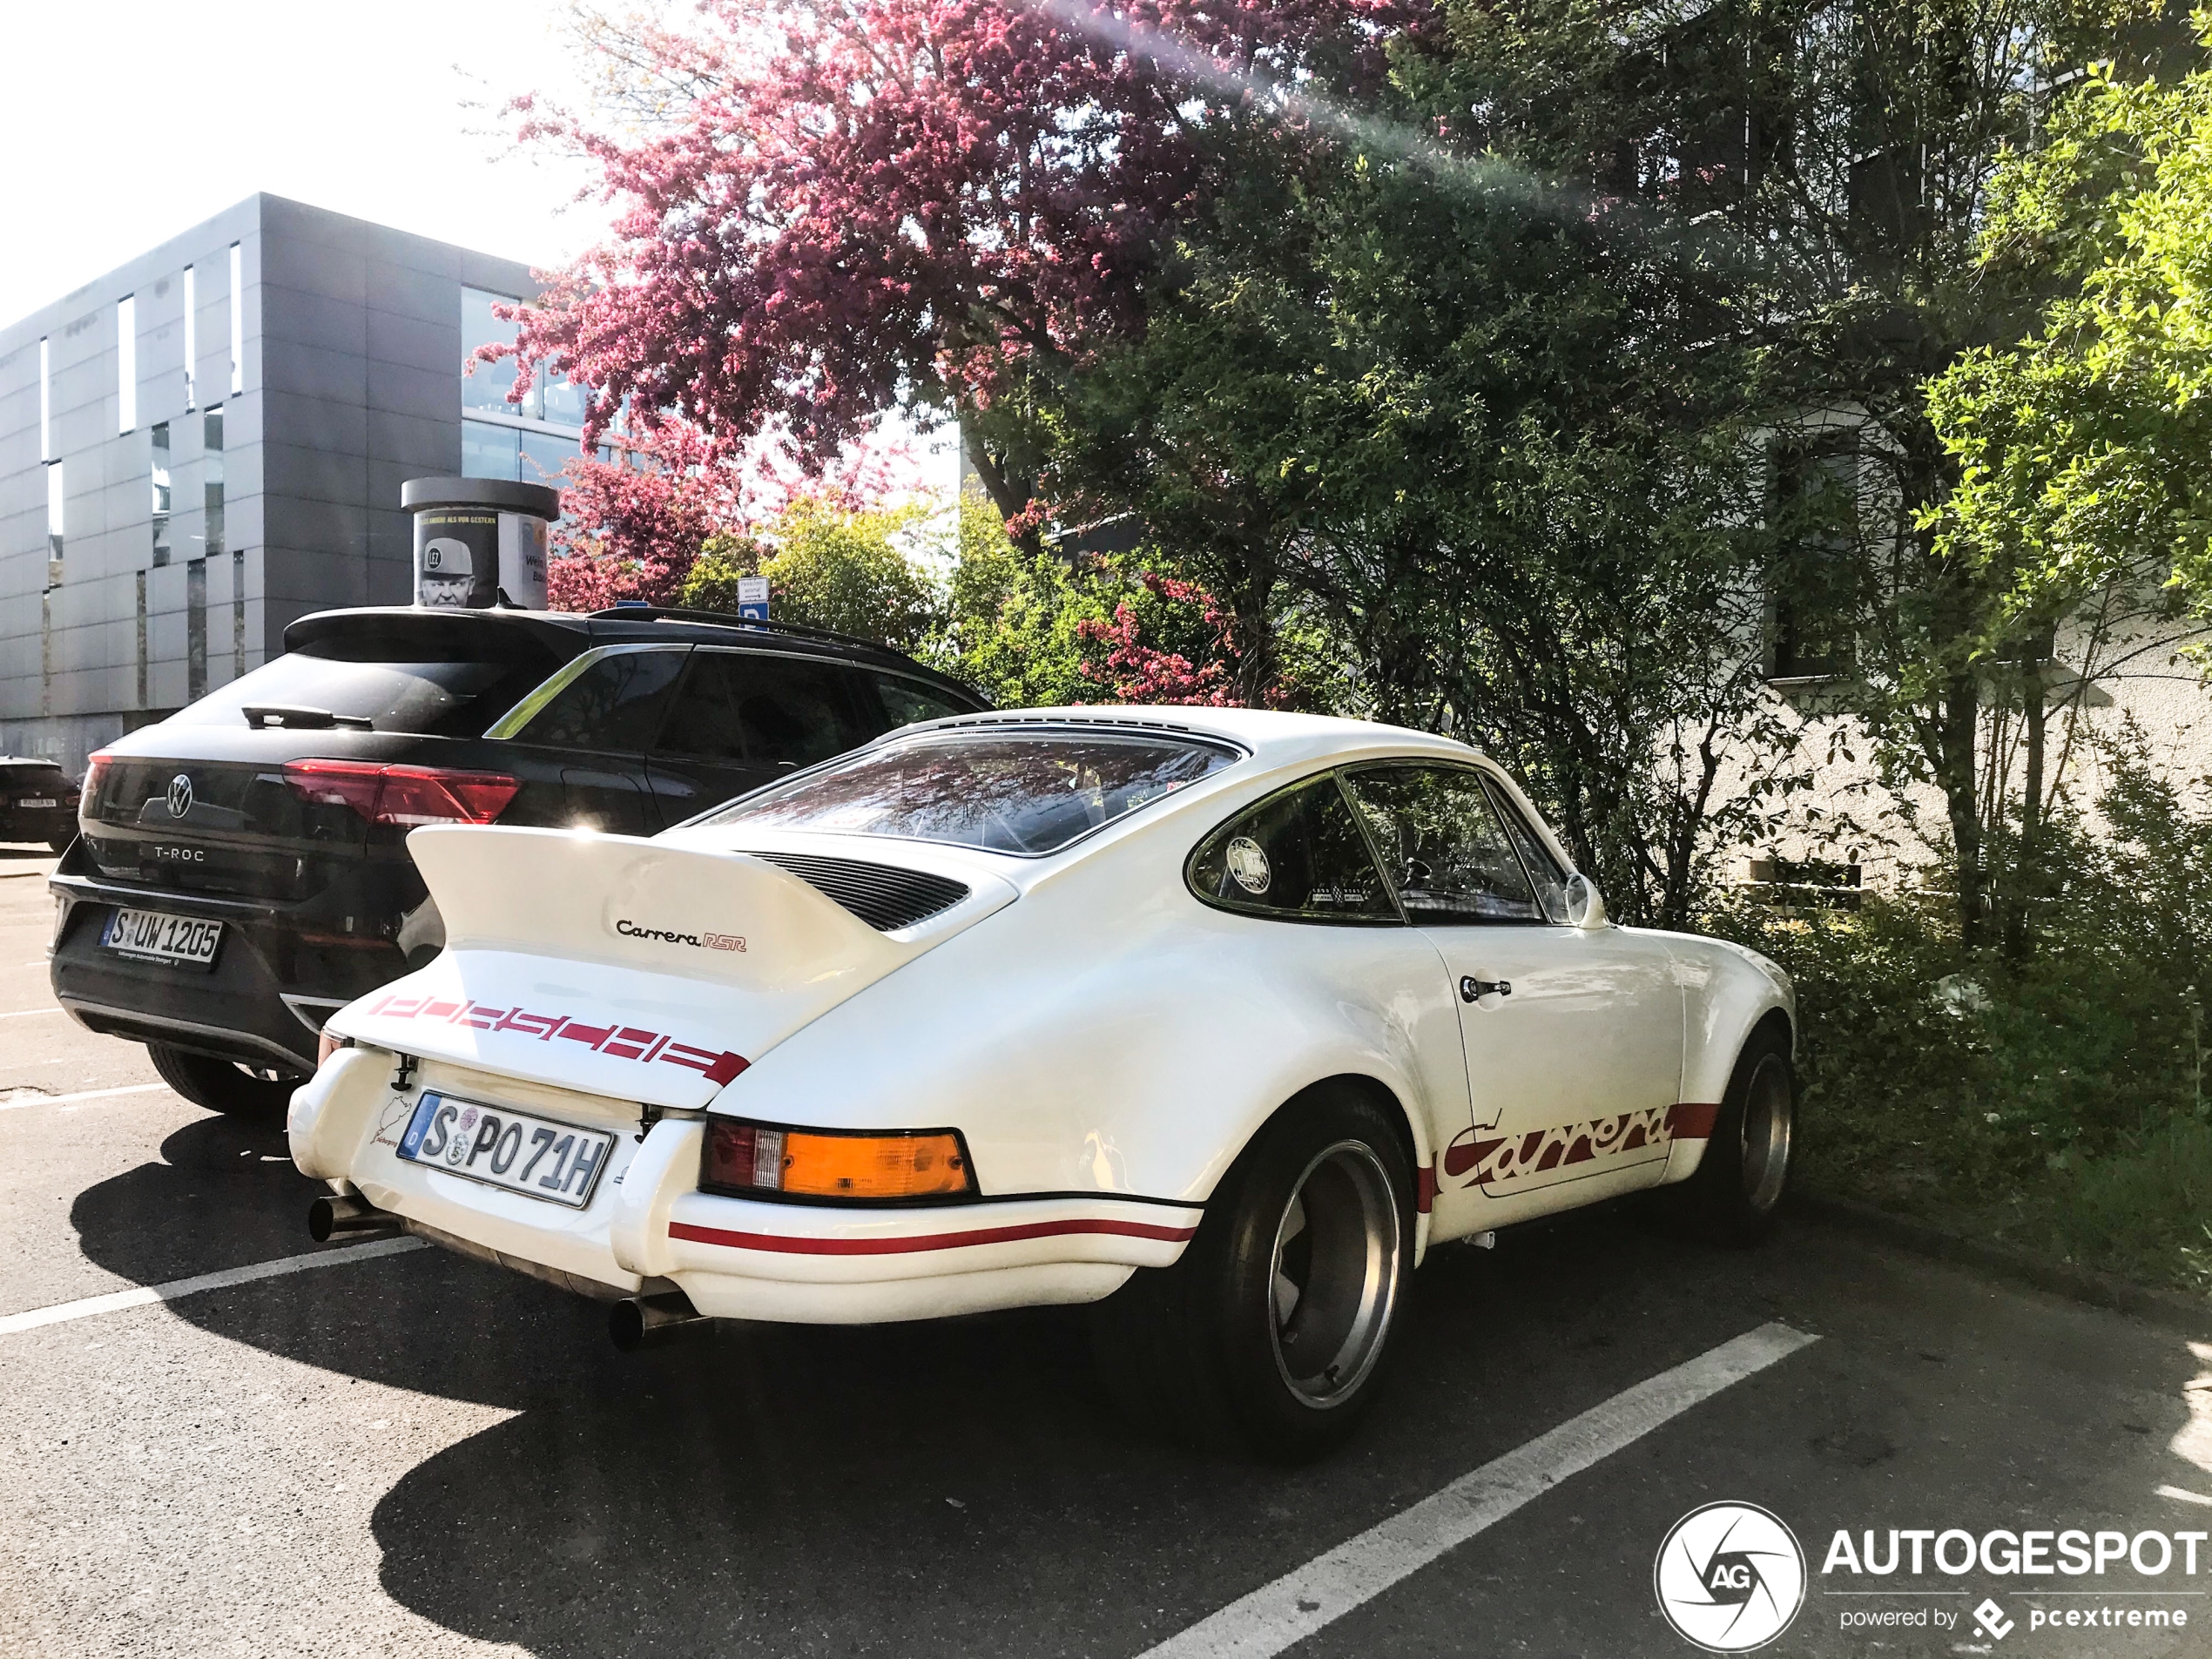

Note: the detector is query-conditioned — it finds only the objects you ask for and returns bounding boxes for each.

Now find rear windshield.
[703,728,1242,854]
[170,641,561,738]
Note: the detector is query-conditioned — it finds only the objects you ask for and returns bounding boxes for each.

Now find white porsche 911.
[289,708,1796,1457]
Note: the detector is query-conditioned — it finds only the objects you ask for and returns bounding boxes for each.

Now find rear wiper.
[242,705,375,731]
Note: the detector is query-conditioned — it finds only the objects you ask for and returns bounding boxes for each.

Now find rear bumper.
[291,1048,1202,1324]
[50,860,409,1074]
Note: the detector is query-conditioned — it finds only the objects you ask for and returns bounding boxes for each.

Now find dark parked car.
[0,759,82,851]
[50,604,986,1115]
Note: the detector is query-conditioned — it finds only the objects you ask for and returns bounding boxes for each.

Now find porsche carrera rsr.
[288,708,1797,1458]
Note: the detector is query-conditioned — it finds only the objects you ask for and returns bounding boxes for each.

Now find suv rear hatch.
[80,611,572,903]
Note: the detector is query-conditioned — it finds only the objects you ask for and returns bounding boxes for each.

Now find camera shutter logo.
[167,773,194,819]
[1653,1501,1806,1652]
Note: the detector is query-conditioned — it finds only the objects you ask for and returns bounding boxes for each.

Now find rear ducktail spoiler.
[323,826,1003,1109]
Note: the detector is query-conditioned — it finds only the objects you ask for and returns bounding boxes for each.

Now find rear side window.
[1340,765,1542,923]
[509,647,689,753]
[871,674,974,729]
[706,728,1238,854]
[171,646,556,738]
[1188,778,1398,923]
[656,651,874,767]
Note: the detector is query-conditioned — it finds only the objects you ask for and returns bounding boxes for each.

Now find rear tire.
[1661,1024,1794,1246]
[146,1042,300,1120]
[48,837,72,854]
[1091,1086,1414,1462]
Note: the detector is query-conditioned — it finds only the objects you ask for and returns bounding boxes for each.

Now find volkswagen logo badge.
[166,773,194,819]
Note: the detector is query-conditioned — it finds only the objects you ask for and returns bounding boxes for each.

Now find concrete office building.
[0,193,597,770]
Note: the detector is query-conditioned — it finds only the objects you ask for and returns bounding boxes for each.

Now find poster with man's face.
[414,511,500,608]
[413,509,552,609]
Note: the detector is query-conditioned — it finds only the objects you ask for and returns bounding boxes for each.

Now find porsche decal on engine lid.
[361,991,750,1086]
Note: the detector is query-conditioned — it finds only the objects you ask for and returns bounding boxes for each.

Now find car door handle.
[1460,976,1512,1002]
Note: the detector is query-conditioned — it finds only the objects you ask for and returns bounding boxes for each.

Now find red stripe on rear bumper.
[1666,1102,1721,1140]
[668,1217,1198,1256]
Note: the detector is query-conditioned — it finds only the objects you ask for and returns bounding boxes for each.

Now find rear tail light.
[80,752,113,818]
[283,759,520,826]
[702,1119,975,1202]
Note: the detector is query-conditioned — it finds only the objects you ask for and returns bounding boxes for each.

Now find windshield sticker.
[360,992,749,1086]
[1225,836,1272,894]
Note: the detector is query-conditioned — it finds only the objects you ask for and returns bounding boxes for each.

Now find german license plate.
[395,1091,616,1209]
[101,908,223,968]
[17,798,57,808]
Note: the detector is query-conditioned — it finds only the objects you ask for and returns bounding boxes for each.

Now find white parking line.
[0,1082,169,1111]
[0,1236,429,1337]
[0,1006,64,1018]
[1138,1321,1819,1659]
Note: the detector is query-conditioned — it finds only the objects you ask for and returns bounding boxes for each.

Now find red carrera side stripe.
[1415,1164,1437,1214]
[1666,1102,1722,1140]
[668,1216,1199,1257]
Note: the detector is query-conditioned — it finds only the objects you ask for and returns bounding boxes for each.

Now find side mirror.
[1565,872,1608,930]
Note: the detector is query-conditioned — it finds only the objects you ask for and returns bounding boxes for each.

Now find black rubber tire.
[146,1042,301,1120]
[1090,1086,1415,1462]
[1660,1022,1795,1246]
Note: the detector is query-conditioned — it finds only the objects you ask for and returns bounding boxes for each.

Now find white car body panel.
[291,705,1794,1325]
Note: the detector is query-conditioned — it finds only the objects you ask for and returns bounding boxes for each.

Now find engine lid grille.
[745,850,970,932]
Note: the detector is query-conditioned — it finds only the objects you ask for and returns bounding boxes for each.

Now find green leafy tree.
[681,497,942,655]
[1931,37,2212,655]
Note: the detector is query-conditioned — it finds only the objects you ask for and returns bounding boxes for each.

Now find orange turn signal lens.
[702,1120,974,1202]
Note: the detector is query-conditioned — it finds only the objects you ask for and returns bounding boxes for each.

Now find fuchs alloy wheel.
[1267,1140,1404,1408]
[1664,1024,1795,1246]
[1092,1085,1415,1461]
[146,1042,301,1120]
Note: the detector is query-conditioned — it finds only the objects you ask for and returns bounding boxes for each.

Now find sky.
[0,0,958,502]
[0,0,604,325]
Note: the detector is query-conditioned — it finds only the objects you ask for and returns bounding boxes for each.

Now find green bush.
[1699,735,2212,1291]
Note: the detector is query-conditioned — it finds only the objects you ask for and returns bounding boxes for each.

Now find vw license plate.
[395,1091,615,1209]
[101,908,222,968]
[17,798,57,808]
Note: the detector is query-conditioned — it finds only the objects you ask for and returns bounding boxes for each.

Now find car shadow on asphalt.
[69,1109,332,1291]
[67,1130,1811,1658]
[58,1128,2212,1659]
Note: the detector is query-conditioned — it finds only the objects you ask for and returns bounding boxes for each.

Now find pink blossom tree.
[493,0,1423,532]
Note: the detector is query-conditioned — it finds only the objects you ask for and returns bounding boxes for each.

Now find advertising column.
[399,477,560,610]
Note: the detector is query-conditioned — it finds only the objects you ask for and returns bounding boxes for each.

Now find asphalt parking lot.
[4,840,2212,1659]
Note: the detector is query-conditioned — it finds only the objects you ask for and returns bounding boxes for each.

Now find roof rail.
[583,604,907,659]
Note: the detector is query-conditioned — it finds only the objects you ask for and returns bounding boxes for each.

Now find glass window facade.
[461,420,522,481]
[461,287,590,479]
[45,461,64,568]
[228,243,244,395]
[150,422,172,566]
[117,295,136,432]
[37,337,50,460]
[184,265,198,410]
[204,407,225,560]
[462,287,521,415]
[520,428,579,482]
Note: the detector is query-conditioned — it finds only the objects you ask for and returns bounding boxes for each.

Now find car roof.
[898,705,1486,770]
[280,605,984,705]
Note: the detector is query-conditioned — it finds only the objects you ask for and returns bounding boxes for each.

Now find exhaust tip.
[610,1290,711,1352]
[308,1194,402,1244]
